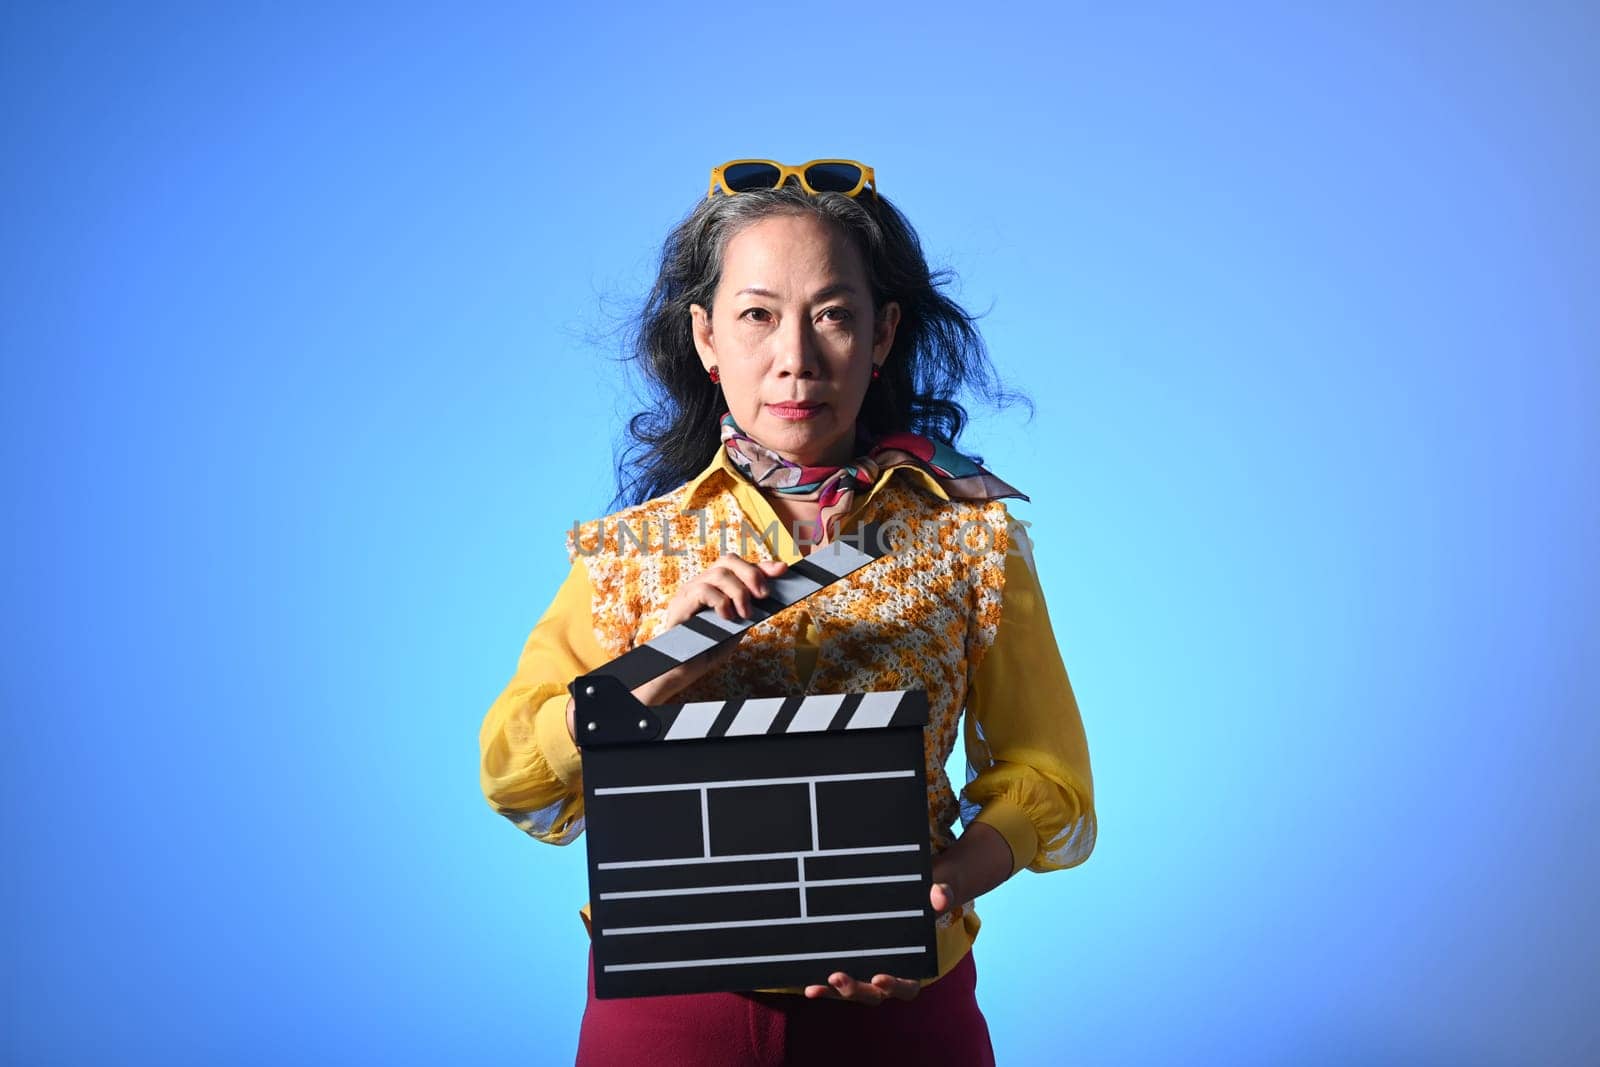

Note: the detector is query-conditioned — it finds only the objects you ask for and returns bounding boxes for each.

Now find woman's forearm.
[934,819,1016,907]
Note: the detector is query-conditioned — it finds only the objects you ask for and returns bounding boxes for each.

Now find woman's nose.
[772,320,818,378]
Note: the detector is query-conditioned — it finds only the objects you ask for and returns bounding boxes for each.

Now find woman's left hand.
[802,824,1014,1005]
[803,970,923,1004]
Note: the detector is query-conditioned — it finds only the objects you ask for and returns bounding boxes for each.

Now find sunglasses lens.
[803,163,864,193]
[722,162,783,191]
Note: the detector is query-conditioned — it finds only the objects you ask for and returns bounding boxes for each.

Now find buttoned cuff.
[534,691,583,787]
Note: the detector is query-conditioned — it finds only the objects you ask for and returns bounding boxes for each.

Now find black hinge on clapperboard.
[569,523,938,999]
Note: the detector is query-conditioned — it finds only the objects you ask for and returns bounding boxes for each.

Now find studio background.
[3,4,1595,1065]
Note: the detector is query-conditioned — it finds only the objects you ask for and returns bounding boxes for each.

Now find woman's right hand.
[566,555,790,741]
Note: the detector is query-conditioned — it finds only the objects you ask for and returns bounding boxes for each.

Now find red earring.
[708,367,720,384]
[871,365,881,380]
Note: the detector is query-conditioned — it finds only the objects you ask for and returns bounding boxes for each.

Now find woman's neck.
[760,491,822,556]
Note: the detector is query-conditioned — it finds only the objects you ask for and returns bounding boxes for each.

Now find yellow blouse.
[479,450,1096,983]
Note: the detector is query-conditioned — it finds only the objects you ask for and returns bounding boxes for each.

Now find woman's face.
[691,213,899,468]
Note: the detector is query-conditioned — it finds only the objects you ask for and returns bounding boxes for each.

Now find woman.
[479,159,1095,1065]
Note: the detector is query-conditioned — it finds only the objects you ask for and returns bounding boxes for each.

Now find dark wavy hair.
[616,185,1025,506]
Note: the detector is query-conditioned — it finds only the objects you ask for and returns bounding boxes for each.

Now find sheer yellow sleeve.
[479,560,608,844]
[962,532,1097,877]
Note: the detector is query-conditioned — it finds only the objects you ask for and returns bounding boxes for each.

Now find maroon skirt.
[574,948,995,1066]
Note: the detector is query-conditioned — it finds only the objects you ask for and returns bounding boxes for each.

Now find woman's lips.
[767,402,824,420]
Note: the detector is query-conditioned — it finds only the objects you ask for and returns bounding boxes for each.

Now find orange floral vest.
[567,476,1011,854]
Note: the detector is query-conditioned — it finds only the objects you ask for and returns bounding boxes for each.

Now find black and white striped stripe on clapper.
[578,525,889,702]
[568,524,940,998]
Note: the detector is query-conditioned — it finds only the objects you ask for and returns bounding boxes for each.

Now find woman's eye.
[740,308,772,323]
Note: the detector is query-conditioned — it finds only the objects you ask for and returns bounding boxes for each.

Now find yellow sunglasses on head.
[708,159,878,200]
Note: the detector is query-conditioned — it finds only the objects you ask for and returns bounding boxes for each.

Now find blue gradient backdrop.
[3,4,1596,1064]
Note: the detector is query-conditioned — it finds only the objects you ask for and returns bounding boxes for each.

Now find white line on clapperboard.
[602,910,925,937]
[597,874,921,901]
[596,843,920,871]
[605,947,926,973]
[592,769,915,796]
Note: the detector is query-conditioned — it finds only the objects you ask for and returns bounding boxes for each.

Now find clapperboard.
[570,525,939,998]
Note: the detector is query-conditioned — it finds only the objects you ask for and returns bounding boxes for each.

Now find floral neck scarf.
[718,413,1027,546]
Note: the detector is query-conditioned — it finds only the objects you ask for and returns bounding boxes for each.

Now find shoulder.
[869,477,1015,557]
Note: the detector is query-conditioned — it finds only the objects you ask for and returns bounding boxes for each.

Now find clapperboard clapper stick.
[570,523,940,998]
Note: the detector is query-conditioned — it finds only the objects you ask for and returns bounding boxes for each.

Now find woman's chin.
[752,421,851,467]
